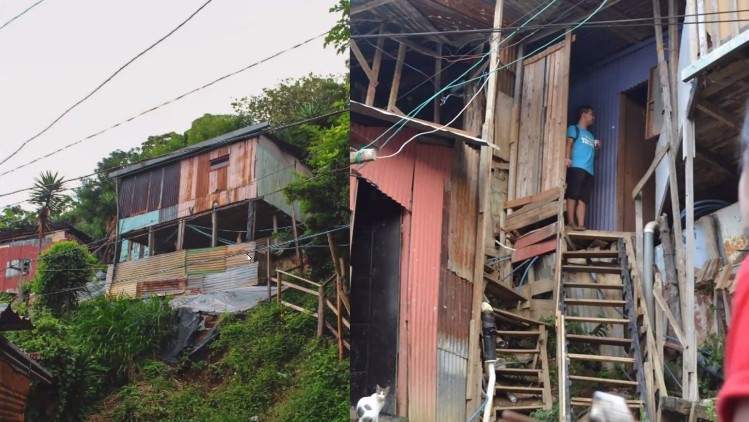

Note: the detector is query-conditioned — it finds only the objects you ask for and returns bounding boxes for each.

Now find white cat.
[356,385,390,422]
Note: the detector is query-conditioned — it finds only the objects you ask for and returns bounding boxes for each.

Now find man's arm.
[565,138,573,167]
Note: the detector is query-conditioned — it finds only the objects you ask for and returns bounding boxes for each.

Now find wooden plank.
[566,230,629,241]
[562,265,622,275]
[511,238,556,262]
[682,18,749,81]
[518,278,554,298]
[497,348,540,354]
[281,300,317,317]
[387,42,406,112]
[539,325,552,409]
[350,40,374,82]
[484,277,529,303]
[509,193,560,222]
[280,281,320,297]
[569,375,638,386]
[564,298,626,307]
[631,143,669,200]
[502,201,559,232]
[568,353,635,364]
[495,385,544,393]
[495,368,542,375]
[566,334,631,347]
[277,270,320,287]
[496,330,541,337]
[563,282,623,290]
[514,222,557,249]
[565,316,630,324]
[563,250,619,259]
[654,283,687,346]
[684,114,698,400]
[503,187,561,210]
[696,0,708,57]
[494,308,547,326]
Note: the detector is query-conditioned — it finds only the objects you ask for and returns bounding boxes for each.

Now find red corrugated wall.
[0,244,40,293]
[407,143,453,421]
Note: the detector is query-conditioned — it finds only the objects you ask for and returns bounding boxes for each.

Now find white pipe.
[643,220,660,328]
[481,302,496,422]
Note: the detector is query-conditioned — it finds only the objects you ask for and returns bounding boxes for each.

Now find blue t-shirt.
[567,124,596,176]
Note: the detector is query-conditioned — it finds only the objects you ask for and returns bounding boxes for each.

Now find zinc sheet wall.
[113,250,187,285]
[186,247,226,275]
[569,37,658,230]
[255,144,303,220]
[203,263,259,292]
[0,358,30,421]
[447,143,479,281]
[226,242,256,267]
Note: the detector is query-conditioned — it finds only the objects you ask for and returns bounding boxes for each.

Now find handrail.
[277,269,320,287]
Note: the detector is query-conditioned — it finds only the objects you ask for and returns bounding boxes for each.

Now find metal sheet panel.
[113,250,186,284]
[448,144,478,281]
[147,167,163,211]
[569,37,659,231]
[186,246,226,275]
[436,349,468,422]
[110,281,138,297]
[438,272,472,358]
[351,123,417,210]
[137,279,186,297]
[186,274,204,290]
[0,357,30,421]
[255,144,303,220]
[118,211,160,234]
[159,204,179,223]
[228,139,254,189]
[407,143,452,422]
[203,263,259,292]
[161,162,181,208]
[713,202,747,264]
[226,242,256,268]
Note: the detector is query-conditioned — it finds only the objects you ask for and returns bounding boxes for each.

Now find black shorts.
[565,167,594,204]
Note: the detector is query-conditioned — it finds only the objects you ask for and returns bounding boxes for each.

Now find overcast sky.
[0,0,346,208]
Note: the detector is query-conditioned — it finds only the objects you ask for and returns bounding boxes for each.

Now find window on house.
[5,260,20,278]
[22,259,31,275]
[210,155,229,171]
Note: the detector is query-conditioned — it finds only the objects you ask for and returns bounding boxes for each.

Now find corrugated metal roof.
[109,122,269,178]
[0,304,33,331]
[0,335,53,384]
[406,143,453,421]
[569,37,658,231]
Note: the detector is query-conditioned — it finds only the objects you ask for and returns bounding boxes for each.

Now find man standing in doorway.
[565,105,601,231]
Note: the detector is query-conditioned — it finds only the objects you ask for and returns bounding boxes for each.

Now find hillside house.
[0,223,91,294]
[107,123,309,298]
[351,0,749,420]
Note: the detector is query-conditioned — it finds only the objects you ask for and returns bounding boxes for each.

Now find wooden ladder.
[558,234,648,422]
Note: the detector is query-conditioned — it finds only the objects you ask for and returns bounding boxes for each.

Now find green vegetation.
[699,333,725,398]
[531,402,559,422]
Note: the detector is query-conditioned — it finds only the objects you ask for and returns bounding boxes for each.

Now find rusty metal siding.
[0,357,29,421]
[137,279,186,297]
[407,143,453,422]
[147,168,163,210]
[226,242,256,267]
[119,176,136,217]
[569,37,658,231]
[228,139,254,189]
[186,246,226,275]
[255,143,303,220]
[351,123,417,210]
[448,143,479,281]
[203,263,259,292]
[436,271,471,422]
[161,163,180,208]
[113,250,187,285]
[159,204,179,223]
[132,173,150,214]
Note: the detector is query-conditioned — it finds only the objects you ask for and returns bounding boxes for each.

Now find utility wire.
[351,9,749,39]
[0,0,216,167]
[0,32,333,178]
[0,0,45,32]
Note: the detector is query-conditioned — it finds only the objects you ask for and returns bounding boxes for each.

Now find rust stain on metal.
[447,143,479,281]
[0,358,30,421]
[724,234,749,263]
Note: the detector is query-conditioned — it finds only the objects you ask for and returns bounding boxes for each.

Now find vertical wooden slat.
[731,0,741,37]
[635,195,644,272]
[388,42,407,112]
[507,44,524,205]
[290,205,302,268]
[267,238,272,301]
[317,285,325,337]
[684,116,698,400]
[177,220,185,250]
[696,0,709,55]
[148,226,155,256]
[246,200,256,242]
[709,0,721,48]
[211,208,218,248]
[434,43,442,123]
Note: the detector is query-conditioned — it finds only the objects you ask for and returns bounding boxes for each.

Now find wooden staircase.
[557,232,648,422]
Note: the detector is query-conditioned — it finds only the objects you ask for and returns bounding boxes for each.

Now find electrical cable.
[0,0,217,167]
[0,0,45,32]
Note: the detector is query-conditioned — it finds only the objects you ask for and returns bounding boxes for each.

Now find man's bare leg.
[566,199,577,227]
[576,200,587,229]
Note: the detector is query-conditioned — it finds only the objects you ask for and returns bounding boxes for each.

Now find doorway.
[617,83,656,231]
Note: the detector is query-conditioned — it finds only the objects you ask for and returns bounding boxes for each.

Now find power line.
[0,32,332,178]
[0,0,217,168]
[350,9,749,40]
[0,0,45,32]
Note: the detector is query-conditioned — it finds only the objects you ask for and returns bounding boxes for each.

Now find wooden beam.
[631,143,669,200]
[687,0,699,63]
[211,208,218,248]
[176,220,185,250]
[514,222,557,249]
[350,40,375,81]
[502,201,559,232]
[147,226,154,256]
[696,98,742,130]
[351,0,396,15]
[272,214,278,233]
[507,44,523,204]
[511,238,556,262]
[290,204,302,268]
[686,77,703,120]
[653,282,687,347]
[367,29,386,106]
[682,22,749,81]
[388,42,407,112]
[504,187,561,210]
[246,200,256,242]
[684,116,698,400]
[696,0,708,58]
[434,43,442,123]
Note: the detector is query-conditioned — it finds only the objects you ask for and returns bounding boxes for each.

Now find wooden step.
[496,368,542,376]
[565,316,630,325]
[497,348,540,354]
[563,264,622,274]
[566,230,629,241]
[564,299,627,307]
[493,404,546,412]
[566,334,632,347]
[496,330,541,337]
[563,282,623,290]
[564,250,620,259]
[494,309,547,327]
[567,353,635,364]
[495,385,545,393]
[571,397,643,408]
[569,375,639,387]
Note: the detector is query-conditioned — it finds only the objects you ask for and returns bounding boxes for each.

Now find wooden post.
[388,42,406,113]
[211,208,218,248]
[669,0,679,131]
[276,269,281,305]
[290,204,302,269]
[696,0,708,57]
[267,238,272,301]
[434,43,442,123]
[246,200,256,242]
[272,214,278,233]
[687,0,699,62]
[339,256,351,315]
[684,117,698,400]
[126,240,132,261]
[148,226,155,257]
[336,272,344,360]
[317,285,325,338]
[467,3,503,415]
[177,220,185,250]
[507,44,524,205]
[635,194,644,273]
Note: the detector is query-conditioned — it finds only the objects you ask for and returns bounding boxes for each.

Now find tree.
[29,171,69,252]
[231,74,348,149]
[0,205,35,229]
[30,241,98,317]
[324,0,350,55]
[184,114,244,146]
